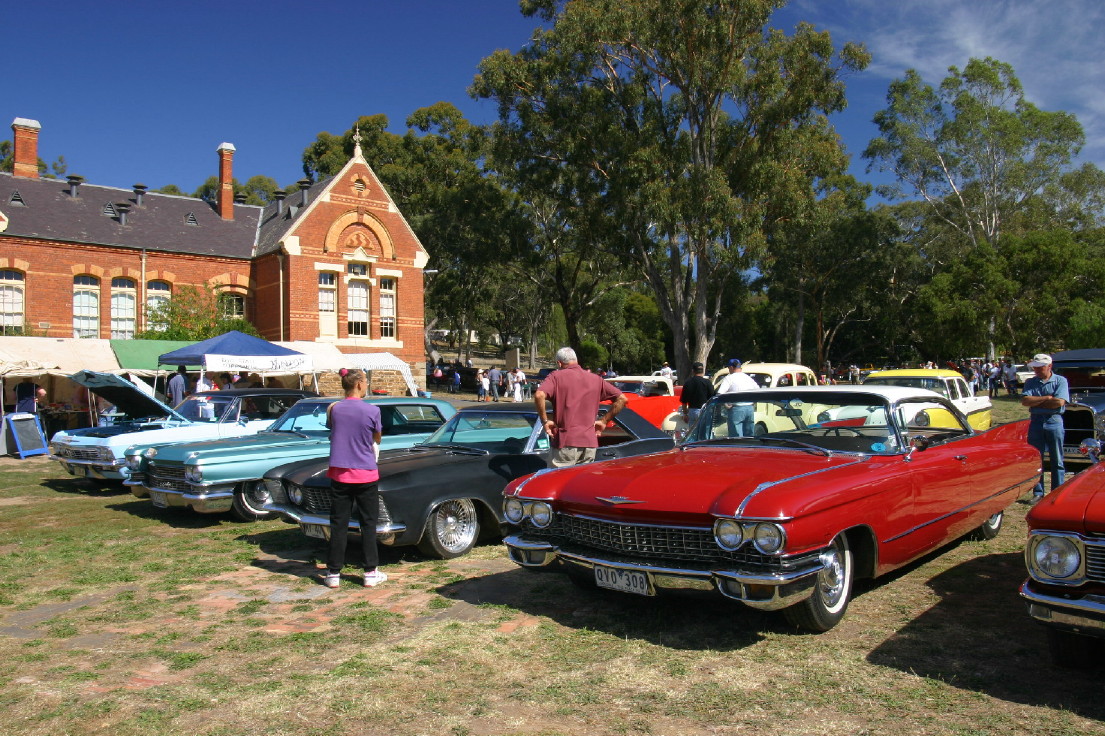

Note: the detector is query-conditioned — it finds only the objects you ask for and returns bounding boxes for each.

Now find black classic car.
[262,403,674,559]
[1051,349,1105,458]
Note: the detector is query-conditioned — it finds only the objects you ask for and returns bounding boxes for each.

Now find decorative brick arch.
[71,264,105,278]
[146,270,177,283]
[106,267,142,280]
[323,211,394,259]
[0,258,29,271]
[207,272,254,291]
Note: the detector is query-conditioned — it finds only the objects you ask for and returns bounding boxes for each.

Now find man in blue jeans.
[1021,353,1070,502]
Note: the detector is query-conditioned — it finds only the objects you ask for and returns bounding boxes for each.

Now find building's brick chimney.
[11,118,42,179]
[216,142,236,220]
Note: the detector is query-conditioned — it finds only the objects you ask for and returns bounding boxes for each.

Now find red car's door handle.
[955,455,967,461]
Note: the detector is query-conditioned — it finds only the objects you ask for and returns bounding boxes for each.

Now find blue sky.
[6,0,1103,195]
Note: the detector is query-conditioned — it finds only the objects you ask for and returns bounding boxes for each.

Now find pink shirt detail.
[327,466,380,484]
[538,364,622,449]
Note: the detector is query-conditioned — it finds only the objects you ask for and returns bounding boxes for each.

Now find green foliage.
[137,284,260,340]
[575,339,608,370]
[473,0,868,375]
[155,183,186,196]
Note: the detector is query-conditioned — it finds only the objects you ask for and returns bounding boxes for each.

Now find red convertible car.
[503,386,1039,632]
[1021,439,1105,665]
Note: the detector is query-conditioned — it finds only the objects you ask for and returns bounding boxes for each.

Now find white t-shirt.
[717,370,759,403]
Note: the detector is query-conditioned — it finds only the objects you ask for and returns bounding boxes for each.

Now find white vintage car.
[862,369,992,430]
[711,362,819,390]
[48,371,314,482]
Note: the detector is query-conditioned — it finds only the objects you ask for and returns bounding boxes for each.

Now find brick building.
[0,118,429,391]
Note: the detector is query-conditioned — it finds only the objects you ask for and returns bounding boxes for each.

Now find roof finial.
[352,125,363,157]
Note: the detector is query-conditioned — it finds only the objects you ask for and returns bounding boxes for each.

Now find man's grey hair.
[556,347,578,364]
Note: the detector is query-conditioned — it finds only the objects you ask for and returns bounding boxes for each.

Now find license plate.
[68,464,88,477]
[594,565,652,596]
[149,491,169,508]
[302,523,329,540]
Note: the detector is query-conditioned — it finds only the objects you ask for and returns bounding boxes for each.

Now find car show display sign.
[204,353,313,373]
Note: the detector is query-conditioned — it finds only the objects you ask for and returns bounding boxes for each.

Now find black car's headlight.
[288,484,305,505]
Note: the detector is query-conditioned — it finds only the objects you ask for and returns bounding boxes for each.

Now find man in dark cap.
[680,362,715,425]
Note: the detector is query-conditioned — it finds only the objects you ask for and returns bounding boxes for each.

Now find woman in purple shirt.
[323,369,386,588]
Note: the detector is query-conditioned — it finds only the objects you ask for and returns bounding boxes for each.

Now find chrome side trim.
[735,457,869,516]
[883,475,1036,544]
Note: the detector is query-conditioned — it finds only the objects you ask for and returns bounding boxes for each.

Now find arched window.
[110,277,136,339]
[146,280,171,331]
[0,270,25,335]
[347,278,369,337]
[73,275,100,338]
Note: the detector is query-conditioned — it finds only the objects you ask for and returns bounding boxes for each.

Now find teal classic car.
[125,396,456,521]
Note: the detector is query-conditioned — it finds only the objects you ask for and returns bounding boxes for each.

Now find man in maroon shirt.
[534,347,627,467]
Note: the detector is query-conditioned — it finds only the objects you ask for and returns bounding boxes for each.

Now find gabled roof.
[254,177,333,257]
[0,172,261,258]
[253,144,428,261]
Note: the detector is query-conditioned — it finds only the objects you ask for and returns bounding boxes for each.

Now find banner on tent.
[204,354,313,373]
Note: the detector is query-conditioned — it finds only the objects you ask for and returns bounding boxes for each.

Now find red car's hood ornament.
[595,496,646,505]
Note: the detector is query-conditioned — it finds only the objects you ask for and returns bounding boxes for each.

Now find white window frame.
[0,270,25,335]
[379,277,396,339]
[146,280,171,331]
[110,277,137,339]
[347,279,369,337]
[218,292,245,321]
[73,275,100,338]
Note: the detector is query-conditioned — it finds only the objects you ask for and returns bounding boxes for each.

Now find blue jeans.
[1027,415,1065,494]
[727,404,754,437]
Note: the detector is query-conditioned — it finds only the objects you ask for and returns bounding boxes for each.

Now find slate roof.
[254,177,333,257]
[0,172,262,259]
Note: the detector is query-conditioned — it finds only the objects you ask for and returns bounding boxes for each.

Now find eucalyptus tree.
[473,0,868,378]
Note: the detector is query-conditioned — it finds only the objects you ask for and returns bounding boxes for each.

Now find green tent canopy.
[109,340,194,375]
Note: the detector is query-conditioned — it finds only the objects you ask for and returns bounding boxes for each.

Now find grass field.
[1,394,1103,735]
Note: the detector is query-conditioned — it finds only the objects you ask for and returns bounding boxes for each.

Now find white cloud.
[782,0,1105,165]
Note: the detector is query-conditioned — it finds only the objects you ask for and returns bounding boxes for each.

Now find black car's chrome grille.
[148,464,189,492]
[302,485,333,515]
[1086,543,1105,583]
[295,484,391,525]
[529,513,788,569]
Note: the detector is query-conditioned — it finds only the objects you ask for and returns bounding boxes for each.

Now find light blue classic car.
[49,370,314,483]
[124,396,456,521]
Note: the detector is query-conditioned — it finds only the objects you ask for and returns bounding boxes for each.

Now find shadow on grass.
[104,498,229,528]
[241,526,448,581]
[868,551,1105,720]
[434,562,778,651]
[42,477,130,496]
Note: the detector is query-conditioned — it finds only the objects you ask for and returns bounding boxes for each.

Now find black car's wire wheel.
[417,498,480,559]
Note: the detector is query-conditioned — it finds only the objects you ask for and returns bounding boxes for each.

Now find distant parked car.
[48,371,314,483]
[710,362,818,390]
[263,403,674,559]
[125,396,455,521]
[1048,349,1105,459]
[863,368,991,430]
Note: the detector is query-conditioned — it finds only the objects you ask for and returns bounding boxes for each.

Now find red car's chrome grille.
[1086,543,1105,582]
[535,514,784,568]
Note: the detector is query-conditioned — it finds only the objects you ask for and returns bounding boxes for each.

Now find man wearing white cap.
[1021,353,1069,501]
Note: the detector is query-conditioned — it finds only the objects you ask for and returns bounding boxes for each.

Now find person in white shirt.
[716,359,759,437]
[659,362,673,379]
[511,368,527,401]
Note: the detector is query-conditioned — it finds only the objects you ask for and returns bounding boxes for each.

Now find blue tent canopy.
[157,331,306,369]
